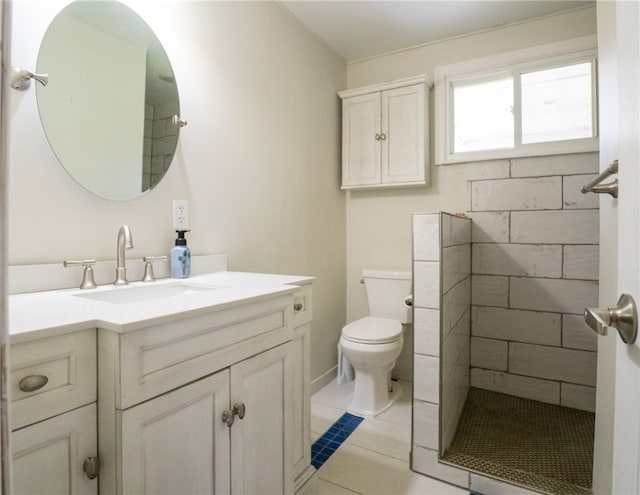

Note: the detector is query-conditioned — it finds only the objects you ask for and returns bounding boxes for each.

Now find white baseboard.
[311,365,337,395]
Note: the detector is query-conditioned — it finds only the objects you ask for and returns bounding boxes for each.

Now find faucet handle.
[141,256,168,282]
[63,259,97,290]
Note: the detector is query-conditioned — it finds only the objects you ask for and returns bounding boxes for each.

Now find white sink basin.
[74,282,223,305]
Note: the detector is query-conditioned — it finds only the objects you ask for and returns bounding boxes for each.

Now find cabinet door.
[342,92,381,187]
[292,324,311,479]
[381,83,426,184]
[120,370,231,495]
[12,403,97,495]
[230,343,293,494]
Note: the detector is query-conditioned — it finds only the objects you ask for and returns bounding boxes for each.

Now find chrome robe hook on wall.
[9,66,49,91]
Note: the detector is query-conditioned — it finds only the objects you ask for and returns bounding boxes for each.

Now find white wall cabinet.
[339,75,430,190]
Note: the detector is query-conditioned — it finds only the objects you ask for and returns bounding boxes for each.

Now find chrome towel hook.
[9,66,49,91]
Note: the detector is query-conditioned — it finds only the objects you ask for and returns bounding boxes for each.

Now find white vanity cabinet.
[12,404,97,495]
[120,342,293,495]
[8,269,315,495]
[10,329,98,495]
[229,342,293,493]
[339,75,429,190]
[99,291,307,495]
[291,284,316,493]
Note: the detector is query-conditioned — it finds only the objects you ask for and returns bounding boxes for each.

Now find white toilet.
[340,269,412,417]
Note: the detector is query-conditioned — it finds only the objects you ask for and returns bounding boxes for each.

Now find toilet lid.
[342,316,402,344]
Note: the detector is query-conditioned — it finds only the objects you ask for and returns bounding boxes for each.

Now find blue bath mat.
[311,412,364,470]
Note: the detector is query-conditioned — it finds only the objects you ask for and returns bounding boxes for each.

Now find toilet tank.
[363,269,412,324]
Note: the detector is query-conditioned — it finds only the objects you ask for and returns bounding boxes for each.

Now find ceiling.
[279,1,593,61]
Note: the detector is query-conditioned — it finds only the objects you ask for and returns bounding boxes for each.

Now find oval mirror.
[36,0,181,201]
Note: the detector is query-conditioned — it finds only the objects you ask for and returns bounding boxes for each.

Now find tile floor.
[311,379,467,495]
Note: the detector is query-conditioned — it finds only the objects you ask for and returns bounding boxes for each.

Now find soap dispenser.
[171,230,191,279]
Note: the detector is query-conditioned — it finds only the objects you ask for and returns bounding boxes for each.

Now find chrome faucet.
[114,224,134,286]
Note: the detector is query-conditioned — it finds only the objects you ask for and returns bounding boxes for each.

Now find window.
[435,36,598,164]
[521,62,593,144]
[453,76,514,153]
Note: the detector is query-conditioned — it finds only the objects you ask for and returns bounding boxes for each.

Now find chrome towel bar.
[581,160,618,198]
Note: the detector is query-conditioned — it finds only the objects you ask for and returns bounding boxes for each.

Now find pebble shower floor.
[443,388,594,495]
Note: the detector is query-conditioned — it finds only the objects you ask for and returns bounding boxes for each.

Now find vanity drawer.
[293,284,313,327]
[110,294,293,409]
[11,329,97,430]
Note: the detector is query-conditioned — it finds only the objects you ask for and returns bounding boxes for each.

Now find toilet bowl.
[340,269,412,417]
[340,316,404,416]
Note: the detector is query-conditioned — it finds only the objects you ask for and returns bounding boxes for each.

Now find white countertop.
[9,271,314,343]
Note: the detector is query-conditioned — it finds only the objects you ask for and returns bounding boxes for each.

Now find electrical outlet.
[173,200,189,230]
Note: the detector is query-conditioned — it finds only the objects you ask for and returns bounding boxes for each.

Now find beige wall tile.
[509,342,597,386]
[473,243,562,277]
[511,210,599,244]
[471,177,561,211]
[470,368,560,404]
[510,277,598,314]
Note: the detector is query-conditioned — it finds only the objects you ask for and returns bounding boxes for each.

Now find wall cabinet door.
[381,84,425,184]
[230,342,293,495]
[340,79,427,189]
[12,403,97,495]
[342,92,382,187]
[120,370,231,495]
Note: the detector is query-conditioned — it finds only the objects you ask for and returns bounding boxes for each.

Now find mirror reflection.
[36,0,180,201]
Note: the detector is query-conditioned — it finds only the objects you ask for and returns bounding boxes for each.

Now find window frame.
[434,36,598,165]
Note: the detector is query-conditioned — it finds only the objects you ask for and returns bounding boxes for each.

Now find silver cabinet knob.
[233,402,246,420]
[403,295,413,307]
[375,134,381,141]
[222,409,235,427]
[83,456,100,480]
[294,302,304,312]
[222,403,246,427]
[380,133,387,140]
[584,293,638,344]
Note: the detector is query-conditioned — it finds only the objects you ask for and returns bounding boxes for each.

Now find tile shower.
[411,153,599,494]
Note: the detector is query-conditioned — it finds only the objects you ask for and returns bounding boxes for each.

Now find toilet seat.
[342,316,402,344]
